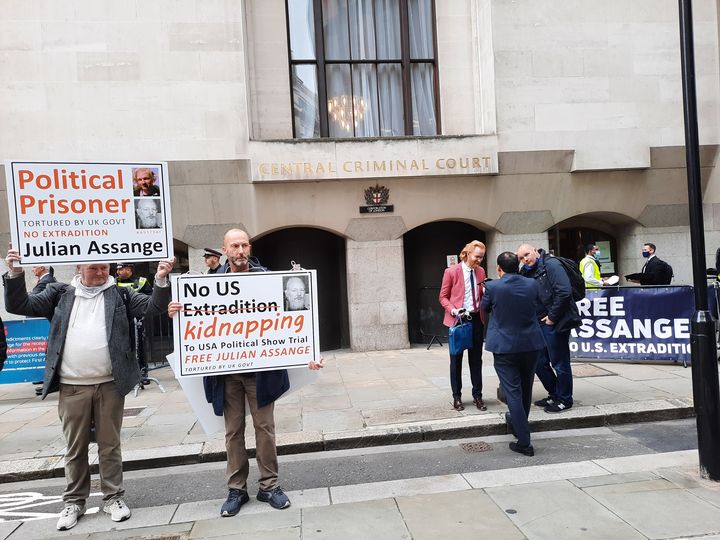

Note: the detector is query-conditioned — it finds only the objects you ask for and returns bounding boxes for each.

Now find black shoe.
[257,487,291,509]
[220,489,249,517]
[505,412,517,438]
[534,397,554,407]
[544,402,572,413]
[509,442,534,456]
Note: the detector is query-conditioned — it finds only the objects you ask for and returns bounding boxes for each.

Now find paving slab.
[397,489,524,539]
[463,460,609,489]
[189,508,301,538]
[7,504,177,540]
[593,450,698,474]
[82,522,192,540]
[585,478,720,539]
[330,473,470,504]
[0,522,20,540]
[301,499,411,540]
[486,479,646,540]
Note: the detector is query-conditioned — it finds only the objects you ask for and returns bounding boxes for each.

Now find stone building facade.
[1,0,719,350]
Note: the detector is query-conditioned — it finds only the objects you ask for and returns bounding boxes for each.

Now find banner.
[570,287,693,363]
[172,270,320,377]
[0,318,49,384]
[4,161,174,266]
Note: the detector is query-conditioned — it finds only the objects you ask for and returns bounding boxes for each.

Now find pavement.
[2,446,720,539]
[0,346,716,539]
[0,345,698,484]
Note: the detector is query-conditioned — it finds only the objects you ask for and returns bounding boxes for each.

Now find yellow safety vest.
[117,276,148,293]
[580,256,601,289]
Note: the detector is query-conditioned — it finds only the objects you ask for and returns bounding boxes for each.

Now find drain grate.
[460,441,492,453]
[123,406,146,418]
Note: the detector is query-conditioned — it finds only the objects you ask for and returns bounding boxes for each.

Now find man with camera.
[439,240,487,411]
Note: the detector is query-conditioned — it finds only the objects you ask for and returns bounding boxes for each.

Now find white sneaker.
[57,503,85,530]
[103,498,131,522]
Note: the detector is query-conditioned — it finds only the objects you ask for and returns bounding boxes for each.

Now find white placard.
[166,351,320,435]
[4,161,174,266]
[172,271,320,377]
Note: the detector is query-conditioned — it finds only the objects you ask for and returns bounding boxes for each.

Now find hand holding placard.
[4,243,21,273]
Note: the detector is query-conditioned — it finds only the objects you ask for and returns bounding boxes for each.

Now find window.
[287,0,439,139]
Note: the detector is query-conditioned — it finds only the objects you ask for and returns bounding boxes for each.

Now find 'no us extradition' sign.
[171,271,320,377]
[4,160,174,266]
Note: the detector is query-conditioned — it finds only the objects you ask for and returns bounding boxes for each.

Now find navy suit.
[482,273,544,448]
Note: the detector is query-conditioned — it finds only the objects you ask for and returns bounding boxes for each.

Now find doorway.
[403,221,486,344]
[252,227,350,351]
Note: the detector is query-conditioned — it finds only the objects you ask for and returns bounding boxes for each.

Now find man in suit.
[31,265,56,294]
[3,247,174,531]
[628,243,671,285]
[482,252,544,456]
[439,240,487,411]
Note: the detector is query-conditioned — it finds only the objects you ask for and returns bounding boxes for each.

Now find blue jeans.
[537,324,573,405]
[449,316,483,399]
[493,351,538,448]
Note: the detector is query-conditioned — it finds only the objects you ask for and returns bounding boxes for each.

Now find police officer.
[116,263,152,375]
[204,248,224,274]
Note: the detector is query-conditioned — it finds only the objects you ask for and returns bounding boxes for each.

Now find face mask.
[522,263,535,272]
[595,250,601,258]
[642,252,650,258]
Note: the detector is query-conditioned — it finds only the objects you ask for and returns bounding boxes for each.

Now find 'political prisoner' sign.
[172,271,320,377]
[570,287,693,363]
[4,161,174,266]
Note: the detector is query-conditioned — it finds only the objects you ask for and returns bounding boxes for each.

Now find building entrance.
[252,227,350,351]
[403,221,486,345]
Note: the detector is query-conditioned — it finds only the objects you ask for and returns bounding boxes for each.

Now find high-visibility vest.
[579,256,601,289]
[117,276,148,293]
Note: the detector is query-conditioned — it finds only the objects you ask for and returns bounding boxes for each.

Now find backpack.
[657,259,674,285]
[547,255,586,301]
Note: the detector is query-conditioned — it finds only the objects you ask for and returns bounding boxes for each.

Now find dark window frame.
[286,0,440,139]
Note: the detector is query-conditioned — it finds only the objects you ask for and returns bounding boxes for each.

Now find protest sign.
[166,351,319,435]
[4,161,173,266]
[570,286,693,363]
[0,318,49,384]
[172,270,320,377]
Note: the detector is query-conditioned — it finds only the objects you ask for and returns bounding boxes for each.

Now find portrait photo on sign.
[132,167,161,197]
[134,198,162,229]
[282,275,309,311]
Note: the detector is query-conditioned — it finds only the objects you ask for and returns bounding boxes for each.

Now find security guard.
[579,243,609,289]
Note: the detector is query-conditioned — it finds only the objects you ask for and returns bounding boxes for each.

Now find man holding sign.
[169,228,322,518]
[3,246,175,531]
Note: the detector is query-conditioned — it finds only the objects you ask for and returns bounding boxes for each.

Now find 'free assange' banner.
[570,287,693,363]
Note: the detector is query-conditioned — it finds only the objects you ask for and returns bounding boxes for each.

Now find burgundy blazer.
[439,263,486,328]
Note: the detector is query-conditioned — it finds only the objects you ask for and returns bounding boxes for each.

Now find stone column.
[345,217,410,351]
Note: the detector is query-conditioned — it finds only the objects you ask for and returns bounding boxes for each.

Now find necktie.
[469,270,478,312]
